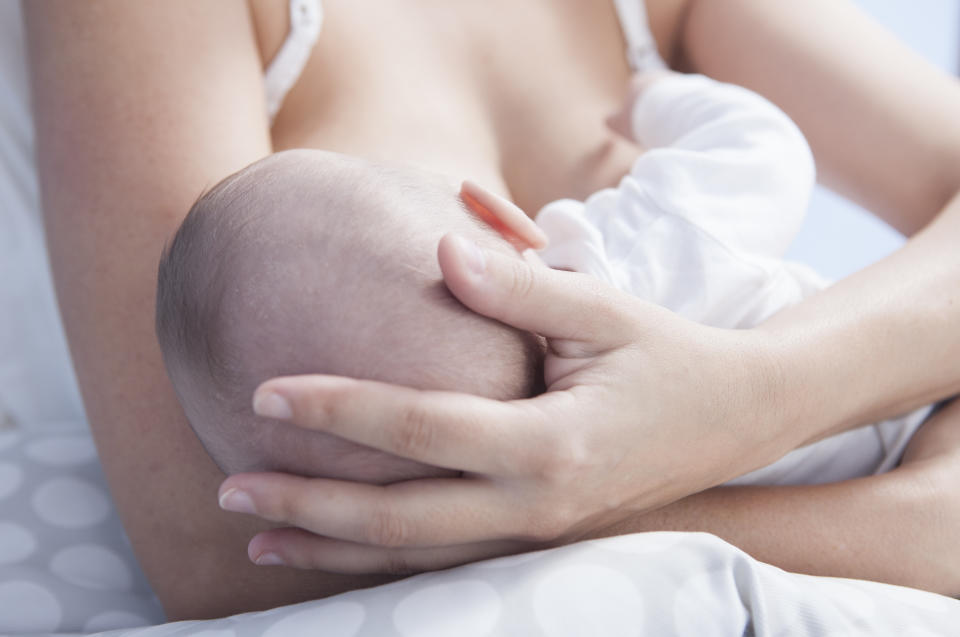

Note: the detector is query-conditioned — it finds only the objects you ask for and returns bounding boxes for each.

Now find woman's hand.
[218,232,792,573]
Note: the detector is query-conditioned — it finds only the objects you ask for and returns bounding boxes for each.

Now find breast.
[259,0,661,215]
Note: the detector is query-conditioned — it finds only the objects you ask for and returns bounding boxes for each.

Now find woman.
[24,0,960,621]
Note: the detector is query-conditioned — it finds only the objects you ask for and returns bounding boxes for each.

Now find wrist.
[751,314,873,452]
[735,327,806,464]
[675,323,798,482]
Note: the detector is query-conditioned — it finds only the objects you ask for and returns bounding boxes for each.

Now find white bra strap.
[611,0,666,72]
[264,0,323,122]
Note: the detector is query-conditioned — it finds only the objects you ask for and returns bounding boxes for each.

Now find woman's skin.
[230,234,960,591]
[24,0,960,621]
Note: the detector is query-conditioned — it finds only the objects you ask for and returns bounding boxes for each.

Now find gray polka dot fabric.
[3,428,960,636]
[0,430,162,632]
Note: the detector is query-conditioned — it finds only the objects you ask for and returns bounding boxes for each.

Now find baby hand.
[606,70,676,141]
[460,180,547,253]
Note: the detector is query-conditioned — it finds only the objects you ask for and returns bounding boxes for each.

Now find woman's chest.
[251,0,688,214]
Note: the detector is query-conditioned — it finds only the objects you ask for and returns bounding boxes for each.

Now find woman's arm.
[591,2,960,590]
[592,399,960,597]
[593,2,960,590]
[218,0,960,579]
[590,1,960,592]
[681,0,960,234]
[24,1,388,619]
[679,0,960,438]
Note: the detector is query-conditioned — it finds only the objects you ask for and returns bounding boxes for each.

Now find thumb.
[438,233,634,347]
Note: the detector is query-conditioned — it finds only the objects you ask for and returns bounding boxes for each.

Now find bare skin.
[594,397,960,595]
[23,0,960,620]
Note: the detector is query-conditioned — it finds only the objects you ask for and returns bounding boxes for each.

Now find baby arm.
[619,71,816,255]
[537,72,826,328]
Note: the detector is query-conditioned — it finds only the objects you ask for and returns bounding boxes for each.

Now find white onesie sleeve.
[536,73,826,329]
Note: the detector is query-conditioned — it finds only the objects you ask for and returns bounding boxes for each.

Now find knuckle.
[529,450,561,485]
[550,279,624,345]
[393,401,435,457]
[366,505,412,547]
[507,262,537,302]
[593,292,624,327]
[302,382,344,426]
[276,485,309,526]
[269,492,289,521]
[530,435,589,486]
[583,287,628,333]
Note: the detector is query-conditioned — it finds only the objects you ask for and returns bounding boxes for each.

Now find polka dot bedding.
[0,429,162,633]
[3,429,960,636]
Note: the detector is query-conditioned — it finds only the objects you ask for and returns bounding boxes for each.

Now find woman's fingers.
[460,180,548,251]
[251,375,552,474]
[438,232,638,347]
[219,474,557,547]
[247,527,533,574]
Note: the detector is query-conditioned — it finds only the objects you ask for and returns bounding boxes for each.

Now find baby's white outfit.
[536,73,930,486]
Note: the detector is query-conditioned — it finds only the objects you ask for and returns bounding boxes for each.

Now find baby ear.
[460,181,548,251]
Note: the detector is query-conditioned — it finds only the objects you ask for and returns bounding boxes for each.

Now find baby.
[156,69,928,488]
[156,153,544,484]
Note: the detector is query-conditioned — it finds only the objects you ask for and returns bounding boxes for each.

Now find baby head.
[156,150,543,483]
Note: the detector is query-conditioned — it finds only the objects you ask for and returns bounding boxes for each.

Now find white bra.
[263,0,663,122]
[263,0,323,122]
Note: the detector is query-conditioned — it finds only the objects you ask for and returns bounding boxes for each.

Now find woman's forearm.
[594,400,960,597]
[676,0,960,459]
[683,0,960,234]
[593,466,958,596]
[760,192,960,446]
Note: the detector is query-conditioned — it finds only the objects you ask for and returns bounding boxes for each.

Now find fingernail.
[529,225,549,250]
[253,391,292,420]
[219,488,256,515]
[254,552,285,566]
[454,235,486,274]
